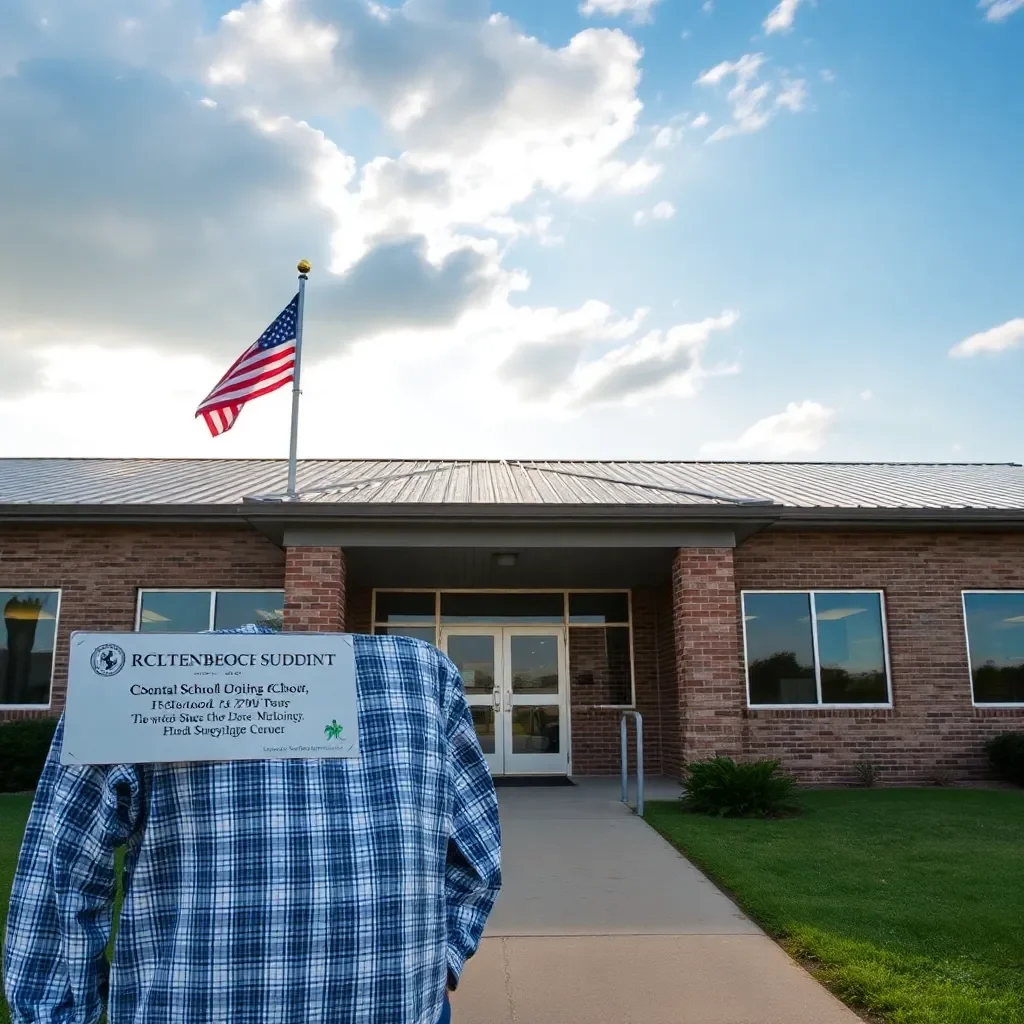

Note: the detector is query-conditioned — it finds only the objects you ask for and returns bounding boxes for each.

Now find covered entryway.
[441,625,568,776]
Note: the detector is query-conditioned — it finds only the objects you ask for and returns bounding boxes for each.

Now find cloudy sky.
[1,0,1021,462]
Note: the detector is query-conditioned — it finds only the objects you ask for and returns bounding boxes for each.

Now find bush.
[0,719,58,792]
[985,732,1024,786]
[682,756,801,818]
[853,760,881,788]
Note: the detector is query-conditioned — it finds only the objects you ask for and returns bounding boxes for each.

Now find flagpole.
[287,259,310,500]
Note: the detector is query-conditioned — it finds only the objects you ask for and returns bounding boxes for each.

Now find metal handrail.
[619,710,644,816]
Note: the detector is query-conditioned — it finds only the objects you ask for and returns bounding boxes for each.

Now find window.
[569,592,630,625]
[372,591,437,644]
[440,592,563,623]
[962,591,1024,705]
[138,590,284,633]
[0,590,60,707]
[742,591,891,707]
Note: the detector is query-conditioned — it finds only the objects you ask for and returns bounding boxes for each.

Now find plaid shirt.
[4,633,501,1024]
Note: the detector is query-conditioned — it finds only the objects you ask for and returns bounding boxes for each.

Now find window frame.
[135,588,285,633]
[371,588,636,709]
[961,589,1024,709]
[741,588,894,710]
[0,587,62,711]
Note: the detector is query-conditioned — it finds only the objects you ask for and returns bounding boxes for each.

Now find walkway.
[455,780,859,1024]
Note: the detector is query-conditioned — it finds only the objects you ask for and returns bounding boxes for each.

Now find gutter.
[1,502,1024,530]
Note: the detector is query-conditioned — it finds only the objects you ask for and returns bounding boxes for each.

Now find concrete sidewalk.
[454,780,859,1024]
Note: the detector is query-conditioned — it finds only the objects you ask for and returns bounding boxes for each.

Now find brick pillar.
[283,546,346,632]
[671,547,745,769]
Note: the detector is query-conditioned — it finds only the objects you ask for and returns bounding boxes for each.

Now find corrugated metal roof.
[1,458,1023,510]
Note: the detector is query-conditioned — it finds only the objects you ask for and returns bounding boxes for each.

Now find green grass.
[646,789,1024,1024]
[1,795,33,1024]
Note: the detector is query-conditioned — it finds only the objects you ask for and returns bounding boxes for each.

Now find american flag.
[195,295,299,437]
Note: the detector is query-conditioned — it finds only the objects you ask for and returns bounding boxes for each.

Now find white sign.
[62,632,359,765]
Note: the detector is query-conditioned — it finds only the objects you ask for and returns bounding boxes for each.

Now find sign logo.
[324,719,344,741]
[91,644,126,677]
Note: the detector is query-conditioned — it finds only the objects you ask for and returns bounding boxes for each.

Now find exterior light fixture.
[493,553,518,568]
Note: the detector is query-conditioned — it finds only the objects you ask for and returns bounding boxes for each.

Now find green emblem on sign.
[324,719,344,741]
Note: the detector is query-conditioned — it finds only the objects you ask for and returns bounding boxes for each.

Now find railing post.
[619,710,644,817]
[620,713,628,804]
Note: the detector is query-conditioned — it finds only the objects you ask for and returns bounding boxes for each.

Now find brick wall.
[283,547,346,632]
[672,548,746,765]
[0,524,284,719]
[733,530,1024,784]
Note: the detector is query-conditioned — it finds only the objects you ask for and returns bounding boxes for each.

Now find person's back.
[4,634,501,1024]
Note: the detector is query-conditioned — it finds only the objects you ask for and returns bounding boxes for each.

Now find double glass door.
[441,626,568,776]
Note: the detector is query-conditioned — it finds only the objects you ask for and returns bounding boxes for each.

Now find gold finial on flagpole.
[297,259,312,275]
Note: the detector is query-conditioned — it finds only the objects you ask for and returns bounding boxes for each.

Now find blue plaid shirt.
[4,634,501,1024]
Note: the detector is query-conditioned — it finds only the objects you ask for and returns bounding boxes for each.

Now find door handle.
[504,690,512,712]
[492,687,501,710]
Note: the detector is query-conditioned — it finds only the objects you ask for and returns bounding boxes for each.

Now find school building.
[2,458,1023,783]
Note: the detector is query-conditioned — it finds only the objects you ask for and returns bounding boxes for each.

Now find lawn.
[646,789,1024,1024]
[1,795,33,1024]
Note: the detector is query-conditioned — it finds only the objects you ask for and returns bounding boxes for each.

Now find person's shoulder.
[351,633,445,660]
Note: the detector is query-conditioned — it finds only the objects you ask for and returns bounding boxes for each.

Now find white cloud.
[0,0,742,461]
[579,0,662,22]
[702,1,714,12]
[702,400,835,457]
[633,200,676,225]
[820,68,836,83]
[979,0,1024,22]
[652,115,687,149]
[860,389,873,401]
[775,78,808,112]
[949,318,1024,357]
[763,0,807,35]
[501,309,739,408]
[206,3,660,275]
[691,111,710,128]
[697,53,807,141]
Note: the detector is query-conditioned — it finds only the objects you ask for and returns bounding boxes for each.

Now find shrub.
[0,719,58,793]
[682,756,801,818]
[985,732,1024,786]
[853,760,881,788]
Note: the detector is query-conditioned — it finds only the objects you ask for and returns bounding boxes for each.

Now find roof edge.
[3,502,1024,529]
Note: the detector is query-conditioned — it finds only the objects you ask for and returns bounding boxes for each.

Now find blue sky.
[0,0,1021,461]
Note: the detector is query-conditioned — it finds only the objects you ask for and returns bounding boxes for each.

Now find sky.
[0,0,1021,463]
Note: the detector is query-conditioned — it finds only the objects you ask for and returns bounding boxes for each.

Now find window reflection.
[139,592,211,633]
[743,592,817,705]
[963,592,1024,704]
[814,593,888,704]
[1,590,59,707]
[511,706,560,754]
[214,591,284,632]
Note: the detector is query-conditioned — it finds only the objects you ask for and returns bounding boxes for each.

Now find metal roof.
[1,458,1023,511]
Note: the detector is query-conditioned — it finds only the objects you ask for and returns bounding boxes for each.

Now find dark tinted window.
[815,592,888,704]
[374,592,435,622]
[743,593,817,705]
[569,593,630,624]
[440,592,563,623]
[963,592,1024,704]
[0,590,59,706]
